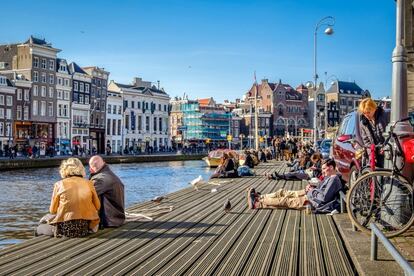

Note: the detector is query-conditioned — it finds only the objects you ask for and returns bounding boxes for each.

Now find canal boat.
[203,149,238,168]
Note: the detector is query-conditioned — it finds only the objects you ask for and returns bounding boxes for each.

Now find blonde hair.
[59,158,86,178]
[358,98,377,114]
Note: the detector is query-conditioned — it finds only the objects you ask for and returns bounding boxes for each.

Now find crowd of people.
[33,98,386,239]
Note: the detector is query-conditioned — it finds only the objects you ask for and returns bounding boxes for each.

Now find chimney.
[132,77,142,86]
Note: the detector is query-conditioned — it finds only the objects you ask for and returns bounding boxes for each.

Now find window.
[74,81,79,91]
[33,71,38,82]
[138,102,141,109]
[0,122,3,136]
[132,101,135,109]
[85,95,89,104]
[6,109,11,119]
[49,74,54,84]
[33,57,39,68]
[49,60,54,71]
[24,89,29,101]
[124,100,128,108]
[125,115,129,130]
[57,90,62,99]
[85,84,90,93]
[113,105,116,114]
[146,116,150,131]
[63,104,68,117]
[345,113,356,135]
[17,89,22,100]
[41,86,46,97]
[41,101,46,116]
[6,96,12,106]
[338,116,349,136]
[154,117,157,131]
[118,106,121,114]
[107,119,111,135]
[41,59,46,69]
[24,106,29,120]
[64,79,69,86]
[117,119,121,135]
[159,117,163,131]
[158,104,161,111]
[49,87,54,98]
[80,82,84,92]
[41,73,46,83]
[33,101,38,116]
[108,104,112,114]
[64,91,70,100]
[33,85,38,96]
[112,119,116,135]
[0,95,3,105]
[138,115,142,130]
[79,94,84,104]
[5,123,10,137]
[0,108,3,118]
[17,106,22,120]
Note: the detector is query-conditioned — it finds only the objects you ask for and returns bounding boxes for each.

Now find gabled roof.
[68,62,87,75]
[198,98,212,106]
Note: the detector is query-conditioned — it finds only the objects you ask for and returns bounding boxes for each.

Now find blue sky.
[1,0,395,102]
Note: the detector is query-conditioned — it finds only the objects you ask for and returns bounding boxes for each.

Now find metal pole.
[313,28,318,146]
[249,104,252,148]
[254,86,259,151]
[370,229,378,261]
[391,0,411,131]
[228,112,231,149]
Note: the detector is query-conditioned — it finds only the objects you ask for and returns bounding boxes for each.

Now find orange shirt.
[49,176,100,230]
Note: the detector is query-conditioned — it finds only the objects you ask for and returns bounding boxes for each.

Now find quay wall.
[0,154,205,171]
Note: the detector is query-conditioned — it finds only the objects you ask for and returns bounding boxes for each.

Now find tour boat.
[203,149,238,168]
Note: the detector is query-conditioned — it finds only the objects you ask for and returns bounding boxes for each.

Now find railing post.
[371,229,378,261]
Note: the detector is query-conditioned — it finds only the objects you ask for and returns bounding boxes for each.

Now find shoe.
[265,173,274,180]
[247,188,258,209]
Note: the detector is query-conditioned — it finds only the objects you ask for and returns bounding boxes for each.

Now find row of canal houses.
[0,36,370,155]
[0,36,170,155]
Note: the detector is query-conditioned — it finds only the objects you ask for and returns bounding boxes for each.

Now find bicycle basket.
[401,138,414,164]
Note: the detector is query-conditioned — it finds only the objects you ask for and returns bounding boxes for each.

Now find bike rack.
[339,190,357,231]
[370,223,414,276]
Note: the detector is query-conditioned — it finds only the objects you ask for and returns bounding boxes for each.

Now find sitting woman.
[244,150,255,168]
[210,152,239,178]
[267,153,322,181]
[36,158,101,238]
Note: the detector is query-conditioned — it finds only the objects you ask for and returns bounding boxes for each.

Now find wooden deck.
[0,162,356,275]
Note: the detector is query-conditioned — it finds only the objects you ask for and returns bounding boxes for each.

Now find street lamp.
[239,134,245,150]
[311,16,335,146]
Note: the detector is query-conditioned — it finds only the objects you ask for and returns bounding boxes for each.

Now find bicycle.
[346,117,414,237]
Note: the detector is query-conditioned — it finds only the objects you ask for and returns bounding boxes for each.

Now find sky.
[1,0,396,102]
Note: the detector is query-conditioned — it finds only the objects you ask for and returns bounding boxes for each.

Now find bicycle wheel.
[346,170,414,238]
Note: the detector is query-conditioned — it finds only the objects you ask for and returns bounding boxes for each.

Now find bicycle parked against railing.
[346,117,414,237]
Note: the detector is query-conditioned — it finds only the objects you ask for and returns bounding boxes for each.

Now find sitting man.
[248,159,342,213]
[89,155,125,228]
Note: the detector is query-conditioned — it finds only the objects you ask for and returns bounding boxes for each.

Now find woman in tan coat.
[36,158,100,237]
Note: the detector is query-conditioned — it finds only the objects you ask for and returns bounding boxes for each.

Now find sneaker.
[247,188,258,209]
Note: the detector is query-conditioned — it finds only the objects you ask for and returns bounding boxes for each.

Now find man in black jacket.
[89,156,125,228]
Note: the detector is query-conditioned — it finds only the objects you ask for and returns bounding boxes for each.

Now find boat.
[203,149,238,168]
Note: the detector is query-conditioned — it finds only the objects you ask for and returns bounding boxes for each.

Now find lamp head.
[324,27,334,35]
[305,81,314,89]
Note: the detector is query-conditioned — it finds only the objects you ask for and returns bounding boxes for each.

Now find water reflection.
[0,160,212,249]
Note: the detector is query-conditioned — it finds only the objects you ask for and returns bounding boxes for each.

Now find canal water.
[0,160,213,249]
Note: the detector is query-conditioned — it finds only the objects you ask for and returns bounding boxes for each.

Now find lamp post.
[312,16,335,146]
[239,134,245,150]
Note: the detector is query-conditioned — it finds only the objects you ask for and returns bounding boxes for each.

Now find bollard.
[371,229,378,261]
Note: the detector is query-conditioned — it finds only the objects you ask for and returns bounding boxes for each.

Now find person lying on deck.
[266,153,322,181]
[247,159,343,213]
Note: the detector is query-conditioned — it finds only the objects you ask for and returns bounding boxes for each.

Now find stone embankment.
[0,154,205,171]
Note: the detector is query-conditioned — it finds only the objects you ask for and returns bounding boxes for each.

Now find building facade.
[13,75,31,150]
[246,79,309,137]
[108,77,170,153]
[69,62,91,154]
[326,80,368,126]
[83,66,109,154]
[0,75,16,150]
[0,36,60,155]
[55,58,72,155]
[106,89,123,154]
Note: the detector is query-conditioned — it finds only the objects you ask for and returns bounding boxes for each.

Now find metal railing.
[370,223,414,276]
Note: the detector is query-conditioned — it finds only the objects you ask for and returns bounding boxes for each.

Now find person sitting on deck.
[210,152,239,179]
[244,150,255,168]
[266,153,322,181]
[89,155,125,228]
[248,159,343,213]
[35,158,100,237]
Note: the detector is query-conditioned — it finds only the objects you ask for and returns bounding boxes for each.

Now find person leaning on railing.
[358,98,388,168]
